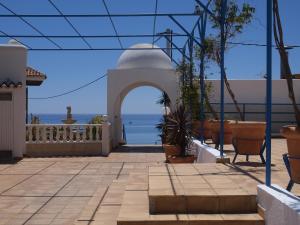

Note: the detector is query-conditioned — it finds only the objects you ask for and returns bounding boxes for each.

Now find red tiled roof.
[26,66,47,79]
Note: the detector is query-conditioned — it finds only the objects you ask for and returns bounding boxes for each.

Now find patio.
[0,139,298,225]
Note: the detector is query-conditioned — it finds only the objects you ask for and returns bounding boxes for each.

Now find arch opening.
[120,85,170,145]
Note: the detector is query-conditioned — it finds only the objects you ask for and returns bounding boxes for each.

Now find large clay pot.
[192,120,211,140]
[163,144,181,159]
[229,121,266,155]
[210,120,233,145]
[168,155,196,164]
[281,125,300,183]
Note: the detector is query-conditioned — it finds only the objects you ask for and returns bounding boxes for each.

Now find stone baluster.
[86,125,90,142]
[63,126,67,142]
[97,125,101,141]
[28,126,33,143]
[82,125,86,142]
[49,126,53,143]
[76,126,80,142]
[36,126,40,143]
[42,126,47,143]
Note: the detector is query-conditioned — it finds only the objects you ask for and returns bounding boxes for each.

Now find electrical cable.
[29,74,107,100]
[0,2,62,49]
[102,0,123,48]
[47,0,93,49]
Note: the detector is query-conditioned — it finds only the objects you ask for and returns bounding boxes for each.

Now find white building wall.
[0,43,27,158]
[207,79,300,133]
[209,79,300,103]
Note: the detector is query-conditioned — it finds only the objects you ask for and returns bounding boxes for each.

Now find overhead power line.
[0,30,32,49]
[47,0,93,49]
[0,33,188,38]
[0,2,62,49]
[102,0,123,48]
[0,13,197,18]
[29,74,107,100]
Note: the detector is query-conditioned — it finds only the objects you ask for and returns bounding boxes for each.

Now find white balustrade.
[26,124,103,144]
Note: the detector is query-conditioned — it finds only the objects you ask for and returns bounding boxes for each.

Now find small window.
[0,93,12,101]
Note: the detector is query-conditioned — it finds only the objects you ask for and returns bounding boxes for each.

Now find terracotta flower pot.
[168,155,196,164]
[163,144,181,160]
[210,120,233,145]
[192,120,211,140]
[281,125,300,183]
[229,121,266,155]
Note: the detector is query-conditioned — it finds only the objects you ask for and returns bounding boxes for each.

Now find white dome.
[117,43,172,69]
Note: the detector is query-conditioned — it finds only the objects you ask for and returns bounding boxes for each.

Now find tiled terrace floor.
[0,140,299,225]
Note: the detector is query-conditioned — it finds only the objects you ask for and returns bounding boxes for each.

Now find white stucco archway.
[107,43,180,147]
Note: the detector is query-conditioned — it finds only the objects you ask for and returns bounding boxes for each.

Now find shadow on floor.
[233,162,275,167]
[113,145,164,153]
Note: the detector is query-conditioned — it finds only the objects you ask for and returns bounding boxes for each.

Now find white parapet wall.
[191,140,230,163]
[257,184,300,225]
[26,122,112,157]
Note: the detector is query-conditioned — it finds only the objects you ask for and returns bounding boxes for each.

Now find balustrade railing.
[26,124,102,143]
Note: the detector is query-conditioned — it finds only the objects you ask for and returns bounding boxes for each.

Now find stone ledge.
[191,140,230,163]
[257,184,300,225]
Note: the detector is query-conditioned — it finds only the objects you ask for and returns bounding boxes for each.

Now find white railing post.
[101,116,111,156]
[42,126,47,143]
[62,125,66,142]
[36,126,40,143]
[49,126,53,143]
[28,125,33,143]
[76,125,80,142]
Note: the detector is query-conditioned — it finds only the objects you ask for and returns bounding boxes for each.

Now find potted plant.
[177,55,217,141]
[156,92,180,158]
[273,0,300,187]
[156,115,181,159]
[164,105,195,163]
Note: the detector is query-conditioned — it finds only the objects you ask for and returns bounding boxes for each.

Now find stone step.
[117,190,264,225]
[149,164,259,214]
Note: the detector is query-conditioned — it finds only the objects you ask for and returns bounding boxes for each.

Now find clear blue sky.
[0,0,299,114]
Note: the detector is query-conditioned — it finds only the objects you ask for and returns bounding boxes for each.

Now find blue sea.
[29,114,162,145]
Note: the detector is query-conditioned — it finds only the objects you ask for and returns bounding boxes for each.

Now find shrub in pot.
[164,105,195,163]
[156,115,181,159]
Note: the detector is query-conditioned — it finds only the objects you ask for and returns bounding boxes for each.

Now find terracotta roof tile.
[26,66,47,79]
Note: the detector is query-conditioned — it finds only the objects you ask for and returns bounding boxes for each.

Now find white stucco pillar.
[0,41,27,158]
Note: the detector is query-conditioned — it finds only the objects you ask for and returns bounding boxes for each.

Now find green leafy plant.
[206,0,255,120]
[164,105,192,156]
[156,91,170,115]
[177,59,217,120]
